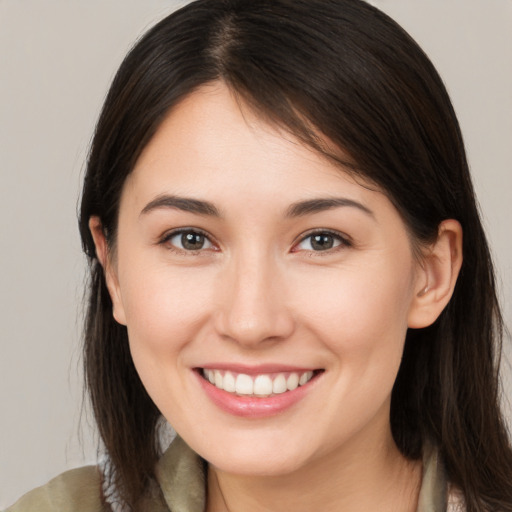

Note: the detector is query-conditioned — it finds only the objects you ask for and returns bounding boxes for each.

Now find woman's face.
[104,82,427,477]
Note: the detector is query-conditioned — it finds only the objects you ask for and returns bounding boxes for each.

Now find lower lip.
[195,370,320,419]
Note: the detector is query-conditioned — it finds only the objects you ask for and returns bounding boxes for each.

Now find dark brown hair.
[79,0,512,510]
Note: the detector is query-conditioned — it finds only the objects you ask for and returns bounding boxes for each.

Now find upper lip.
[196,364,320,375]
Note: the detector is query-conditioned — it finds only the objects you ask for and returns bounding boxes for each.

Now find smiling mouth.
[199,368,322,397]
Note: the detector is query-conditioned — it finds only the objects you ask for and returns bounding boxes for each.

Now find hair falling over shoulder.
[78,1,512,510]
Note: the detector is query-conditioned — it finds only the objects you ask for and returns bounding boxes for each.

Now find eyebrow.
[139,194,373,219]
[285,197,374,218]
[140,195,221,217]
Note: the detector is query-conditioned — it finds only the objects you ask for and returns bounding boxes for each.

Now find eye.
[293,230,350,252]
[162,229,214,252]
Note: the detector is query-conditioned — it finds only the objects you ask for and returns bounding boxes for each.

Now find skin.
[91,82,462,512]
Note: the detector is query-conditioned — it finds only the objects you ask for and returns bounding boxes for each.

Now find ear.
[408,219,463,329]
[88,216,127,326]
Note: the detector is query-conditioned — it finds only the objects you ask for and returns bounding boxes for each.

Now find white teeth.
[223,371,236,392]
[203,368,316,396]
[214,370,223,390]
[253,375,273,396]
[235,374,254,395]
[272,374,287,394]
[286,373,299,391]
[299,371,313,386]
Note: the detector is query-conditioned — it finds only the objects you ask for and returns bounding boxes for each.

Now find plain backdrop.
[1,0,511,507]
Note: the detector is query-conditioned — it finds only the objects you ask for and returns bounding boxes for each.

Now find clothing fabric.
[5,437,460,512]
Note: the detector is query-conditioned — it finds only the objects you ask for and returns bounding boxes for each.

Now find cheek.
[292,264,415,438]
[117,265,219,424]
[299,265,413,339]
[293,257,415,393]
[118,263,216,366]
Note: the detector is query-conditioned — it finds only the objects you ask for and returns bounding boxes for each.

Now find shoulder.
[4,465,107,512]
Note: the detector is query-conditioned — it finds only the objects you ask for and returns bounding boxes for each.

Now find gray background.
[1,0,511,507]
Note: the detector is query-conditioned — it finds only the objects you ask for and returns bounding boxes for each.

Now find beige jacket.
[5,437,458,512]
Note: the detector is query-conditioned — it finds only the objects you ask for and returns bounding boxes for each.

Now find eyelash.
[158,228,352,255]
[292,229,352,255]
[158,228,217,254]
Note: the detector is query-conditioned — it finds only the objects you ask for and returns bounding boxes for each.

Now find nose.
[213,251,295,348]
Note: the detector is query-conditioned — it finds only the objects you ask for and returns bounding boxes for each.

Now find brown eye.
[310,234,335,251]
[166,230,213,251]
[181,232,206,250]
[294,231,350,252]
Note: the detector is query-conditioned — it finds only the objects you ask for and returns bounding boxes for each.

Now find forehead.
[127,82,379,206]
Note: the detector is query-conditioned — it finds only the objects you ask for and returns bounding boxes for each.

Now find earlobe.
[88,216,127,326]
[408,219,463,329]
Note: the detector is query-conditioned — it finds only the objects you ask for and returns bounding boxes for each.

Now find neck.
[206,430,422,512]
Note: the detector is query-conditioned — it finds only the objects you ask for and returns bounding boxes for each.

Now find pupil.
[182,232,204,250]
[311,234,333,250]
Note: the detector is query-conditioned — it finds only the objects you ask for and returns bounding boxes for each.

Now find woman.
[7,0,512,511]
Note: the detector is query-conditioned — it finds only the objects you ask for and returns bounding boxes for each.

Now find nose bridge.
[215,245,293,346]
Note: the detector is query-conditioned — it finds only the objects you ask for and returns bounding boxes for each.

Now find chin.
[191,430,315,477]
[209,451,307,477]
